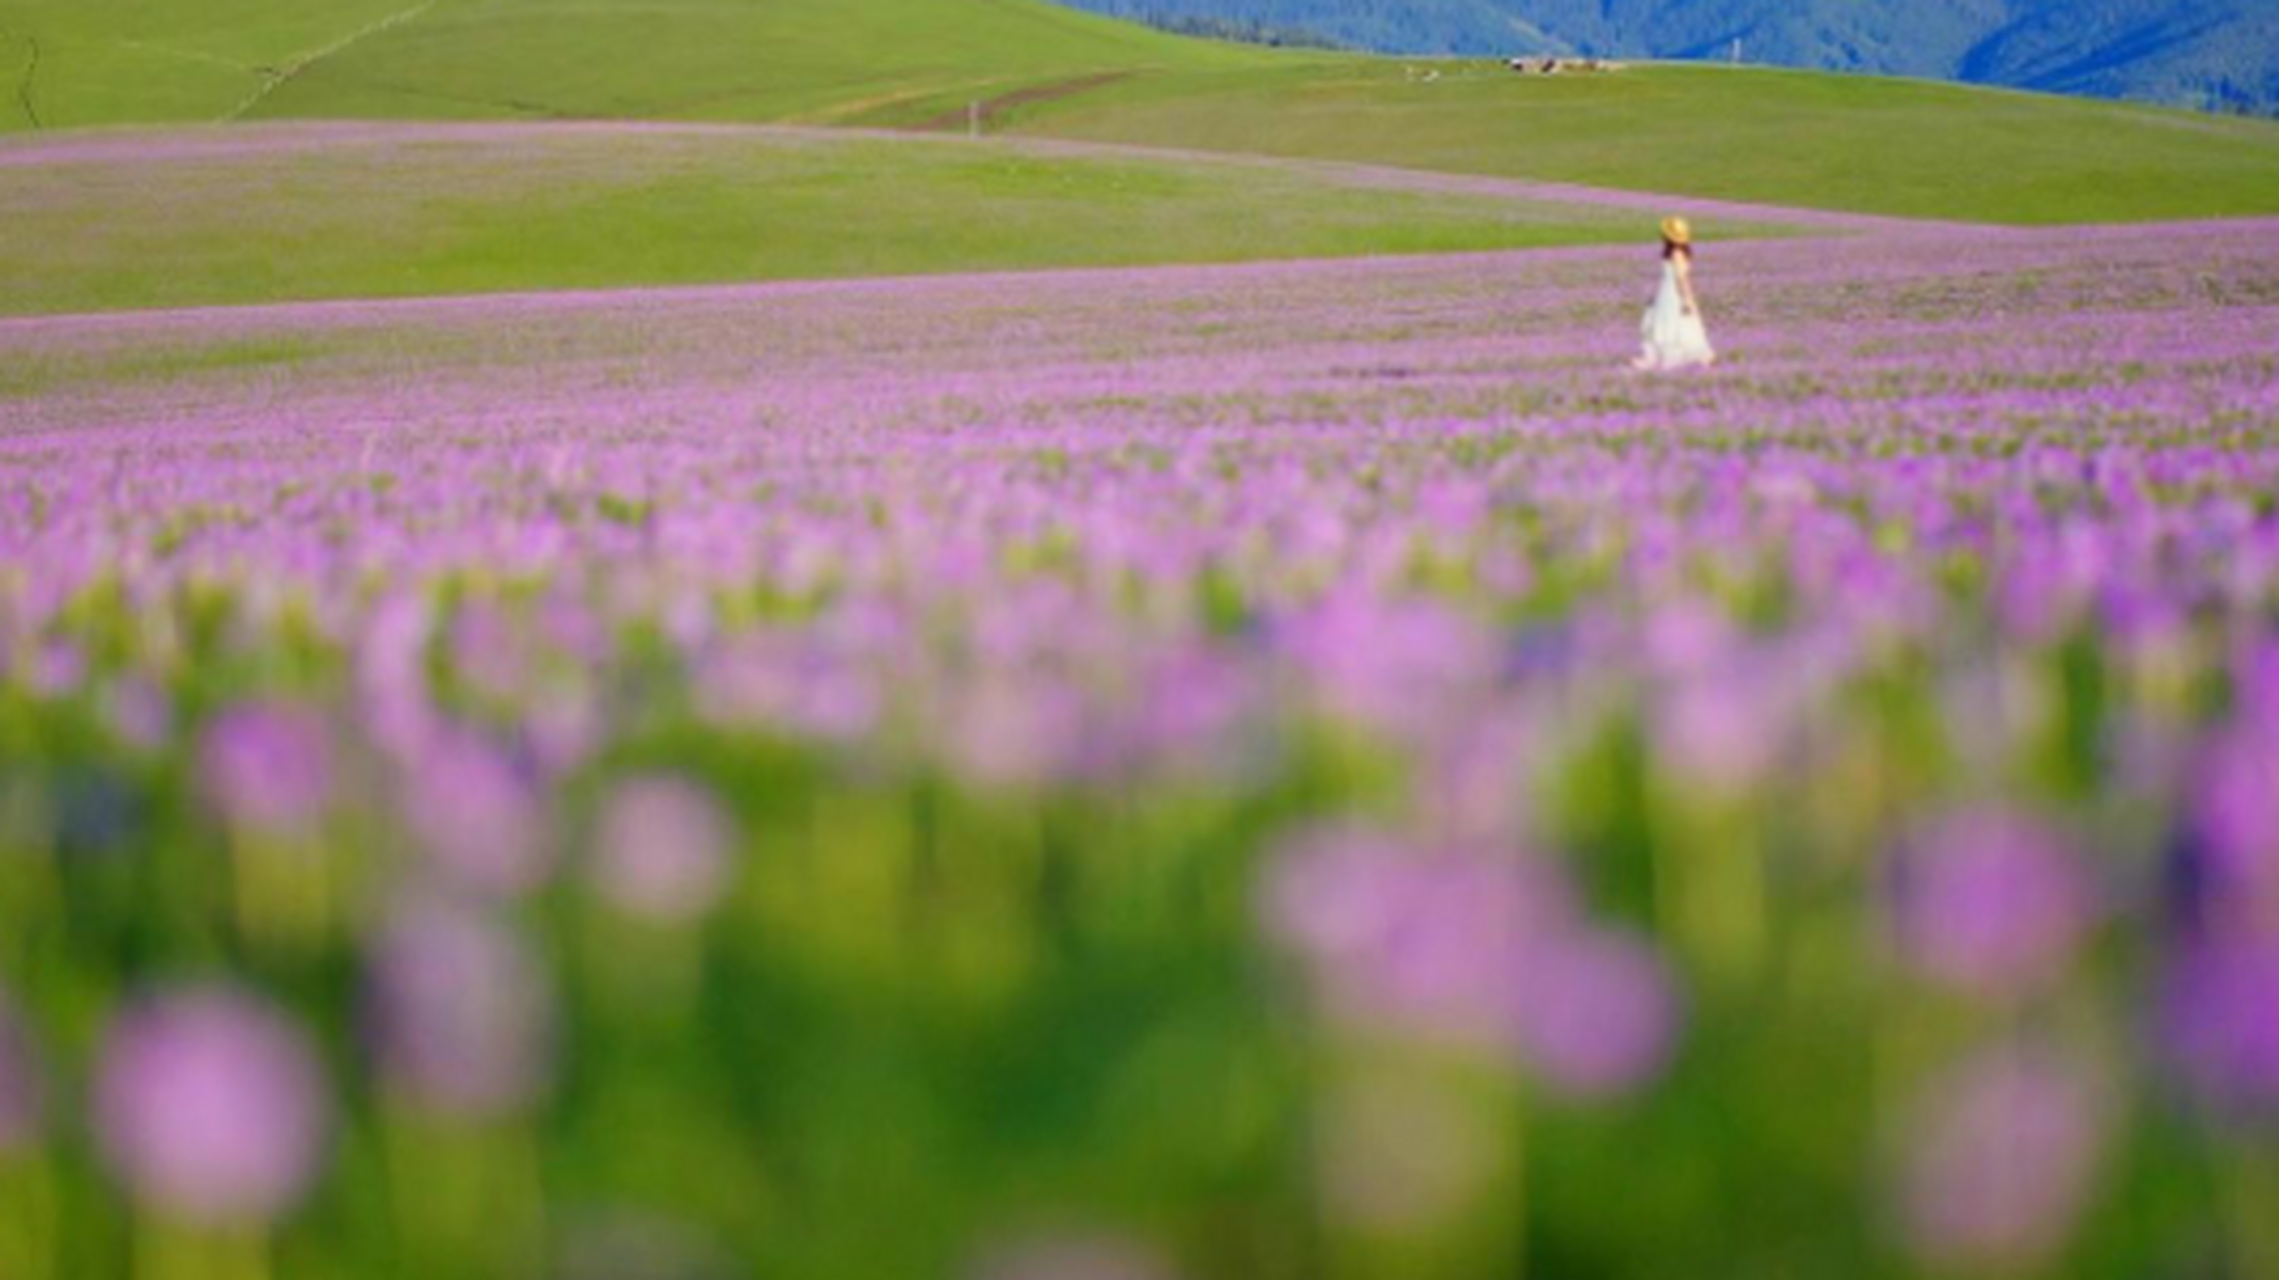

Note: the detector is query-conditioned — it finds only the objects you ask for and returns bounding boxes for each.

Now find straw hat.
[1660,216,1693,246]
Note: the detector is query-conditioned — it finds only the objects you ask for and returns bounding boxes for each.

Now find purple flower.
[2164,934,2279,1113]
[401,731,552,899]
[2234,642,2279,725]
[948,675,1089,790]
[1896,1044,2104,1270]
[591,775,735,924]
[449,601,531,705]
[28,640,85,698]
[1894,809,2091,998]
[696,632,881,745]
[524,692,603,777]
[2192,729,2279,906]
[1127,644,1262,783]
[1263,826,1682,1095]
[105,676,174,751]
[93,988,332,1227]
[367,897,554,1117]
[1262,827,1566,1052]
[1639,599,1738,677]
[356,590,440,765]
[1653,673,1785,793]
[1509,925,1682,1100]
[1278,592,1498,745]
[198,703,335,836]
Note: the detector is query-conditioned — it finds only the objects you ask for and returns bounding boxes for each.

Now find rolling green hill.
[0,0,1269,131]
[0,122,1674,317]
[1003,60,2279,224]
[2,0,2277,229]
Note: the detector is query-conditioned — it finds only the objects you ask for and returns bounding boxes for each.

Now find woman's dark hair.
[1661,238,1694,261]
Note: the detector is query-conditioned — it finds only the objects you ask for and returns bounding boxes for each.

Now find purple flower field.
[2,213,2278,1277]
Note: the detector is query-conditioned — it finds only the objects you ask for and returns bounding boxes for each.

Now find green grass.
[1001,60,2279,225]
[0,124,1665,317]
[0,0,1270,131]
[4,0,2277,233]
[0,334,321,398]
[0,0,423,127]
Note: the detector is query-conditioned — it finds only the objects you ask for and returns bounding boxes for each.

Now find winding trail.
[221,0,438,123]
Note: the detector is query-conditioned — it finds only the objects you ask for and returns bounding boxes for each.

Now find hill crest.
[1053,0,2279,114]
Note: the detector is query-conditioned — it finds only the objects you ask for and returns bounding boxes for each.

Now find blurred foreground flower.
[104,675,174,751]
[1264,826,1680,1096]
[1509,923,1681,1099]
[1894,809,2090,998]
[198,703,334,836]
[591,775,735,925]
[403,731,552,899]
[1896,1043,2105,1270]
[1280,593,1498,747]
[696,630,882,745]
[368,897,555,1117]
[1654,673,1788,794]
[28,640,85,698]
[2164,933,2279,1113]
[2193,728,2279,909]
[94,988,332,1227]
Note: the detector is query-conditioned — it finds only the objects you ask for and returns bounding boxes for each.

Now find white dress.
[1636,260,1715,370]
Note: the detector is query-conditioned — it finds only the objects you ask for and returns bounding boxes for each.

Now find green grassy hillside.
[1,0,446,128]
[0,0,1268,131]
[4,0,2277,225]
[1001,60,2279,225]
[0,123,1663,317]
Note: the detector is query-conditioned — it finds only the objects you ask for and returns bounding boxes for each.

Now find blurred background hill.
[1056,0,2279,114]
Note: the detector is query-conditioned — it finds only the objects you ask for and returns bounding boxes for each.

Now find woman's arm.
[1675,259,1703,316]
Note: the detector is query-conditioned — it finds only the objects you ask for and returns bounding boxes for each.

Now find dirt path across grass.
[222,0,438,123]
[911,72,1133,133]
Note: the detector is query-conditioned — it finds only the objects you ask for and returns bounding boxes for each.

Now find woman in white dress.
[1633,216,1716,371]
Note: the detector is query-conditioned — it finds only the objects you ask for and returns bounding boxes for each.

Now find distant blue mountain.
[1057,0,2279,114]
